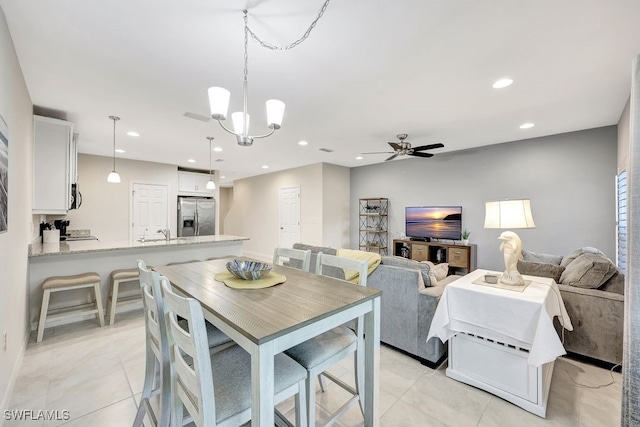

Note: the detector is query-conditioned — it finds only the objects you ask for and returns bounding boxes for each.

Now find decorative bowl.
[226,259,272,280]
[484,274,499,284]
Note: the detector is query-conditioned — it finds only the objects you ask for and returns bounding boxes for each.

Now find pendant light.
[107,116,121,183]
[206,136,216,190]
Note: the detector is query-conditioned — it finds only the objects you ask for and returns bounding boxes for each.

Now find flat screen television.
[405,206,462,240]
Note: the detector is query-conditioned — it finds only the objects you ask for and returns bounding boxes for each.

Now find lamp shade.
[266,99,285,128]
[484,199,536,229]
[208,87,231,120]
[231,112,249,135]
[107,171,121,183]
[206,179,215,190]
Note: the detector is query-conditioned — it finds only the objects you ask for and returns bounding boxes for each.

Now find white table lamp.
[484,199,536,286]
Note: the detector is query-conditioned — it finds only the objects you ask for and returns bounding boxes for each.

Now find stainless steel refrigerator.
[177,196,216,237]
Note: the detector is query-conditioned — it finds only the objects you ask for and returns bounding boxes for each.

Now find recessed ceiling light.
[492,78,513,89]
[213,147,223,152]
[115,148,125,153]
[298,140,308,146]
[262,165,269,169]
[221,176,226,179]
[355,156,363,160]
[127,131,140,137]
[520,122,535,129]
[187,159,196,163]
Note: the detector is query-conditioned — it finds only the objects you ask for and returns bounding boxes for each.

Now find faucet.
[157,227,170,242]
[139,227,148,243]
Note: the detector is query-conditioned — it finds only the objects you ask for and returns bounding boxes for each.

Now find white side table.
[428,269,573,418]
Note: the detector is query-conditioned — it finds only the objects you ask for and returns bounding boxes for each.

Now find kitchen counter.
[27,234,249,329]
[28,234,249,258]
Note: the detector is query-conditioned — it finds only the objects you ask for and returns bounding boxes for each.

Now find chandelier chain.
[245,0,332,51]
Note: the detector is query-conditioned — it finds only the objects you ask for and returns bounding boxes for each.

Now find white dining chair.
[160,278,309,427]
[133,260,233,427]
[284,252,369,427]
[273,246,312,272]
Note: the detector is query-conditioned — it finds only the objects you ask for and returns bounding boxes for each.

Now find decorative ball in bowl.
[226,259,272,280]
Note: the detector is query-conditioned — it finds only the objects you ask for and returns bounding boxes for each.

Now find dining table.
[155,257,383,427]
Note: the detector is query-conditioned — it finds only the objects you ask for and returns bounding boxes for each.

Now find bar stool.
[37,272,105,342]
[107,268,145,325]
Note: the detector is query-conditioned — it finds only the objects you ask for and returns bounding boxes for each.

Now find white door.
[131,183,169,241]
[279,186,301,248]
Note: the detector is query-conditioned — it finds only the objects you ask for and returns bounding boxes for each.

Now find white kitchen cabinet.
[178,171,213,195]
[33,116,75,214]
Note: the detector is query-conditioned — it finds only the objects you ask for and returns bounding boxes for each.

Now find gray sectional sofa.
[518,247,624,365]
[292,243,459,367]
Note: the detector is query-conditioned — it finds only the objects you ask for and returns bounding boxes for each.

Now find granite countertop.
[28,235,250,258]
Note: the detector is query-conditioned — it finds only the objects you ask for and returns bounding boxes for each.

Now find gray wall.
[350,126,618,271]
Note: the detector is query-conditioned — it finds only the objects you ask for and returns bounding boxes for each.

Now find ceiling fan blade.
[361,151,395,155]
[408,152,434,158]
[388,142,401,150]
[385,153,400,161]
[411,143,445,151]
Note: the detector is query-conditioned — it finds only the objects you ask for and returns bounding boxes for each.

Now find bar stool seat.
[108,267,147,325]
[37,272,105,342]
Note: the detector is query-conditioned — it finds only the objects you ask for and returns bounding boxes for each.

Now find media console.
[393,239,477,274]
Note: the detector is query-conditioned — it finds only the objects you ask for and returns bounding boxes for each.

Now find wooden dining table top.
[155,257,382,345]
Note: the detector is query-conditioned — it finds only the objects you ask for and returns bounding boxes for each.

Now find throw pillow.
[381,256,433,287]
[419,261,449,285]
[517,260,565,283]
[559,252,616,289]
[521,249,563,266]
[560,247,604,268]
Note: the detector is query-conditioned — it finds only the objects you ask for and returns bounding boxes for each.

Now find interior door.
[279,186,301,248]
[131,183,169,241]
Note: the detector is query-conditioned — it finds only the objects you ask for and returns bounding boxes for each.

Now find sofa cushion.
[559,252,616,289]
[560,247,604,268]
[381,256,433,287]
[517,260,565,283]
[521,249,563,266]
[599,269,625,295]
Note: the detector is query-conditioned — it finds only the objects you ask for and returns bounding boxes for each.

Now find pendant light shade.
[208,87,230,120]
[107,116,121,184]
[266,99,285,129]
[206,136,216,190]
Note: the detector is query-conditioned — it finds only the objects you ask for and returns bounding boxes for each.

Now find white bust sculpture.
[498,231,525,286]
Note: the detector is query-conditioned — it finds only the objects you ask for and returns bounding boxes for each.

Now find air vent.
[215,159,224,162]
[319,148,334,153]
[183,112,211,122]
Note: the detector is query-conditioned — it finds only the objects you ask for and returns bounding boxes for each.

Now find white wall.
[0,5,34,414]
[56,154,180,241]
[226,163,350,260]
[351,126,618,271]
[322,163,350,248]
[619,98,631,173]
[219,186,233,234]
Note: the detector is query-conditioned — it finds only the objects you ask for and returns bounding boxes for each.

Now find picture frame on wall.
[0,114,8,233]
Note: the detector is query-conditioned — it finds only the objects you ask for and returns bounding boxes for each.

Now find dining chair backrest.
[138,260,169,364]
[273,247,312,272]
[316,252,369,287]
[161,278,215,427]
[135,260,171,427]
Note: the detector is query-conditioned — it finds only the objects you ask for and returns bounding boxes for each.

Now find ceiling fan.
[362,133,444,161]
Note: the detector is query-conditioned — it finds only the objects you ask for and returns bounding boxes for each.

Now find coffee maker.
[54,220,69,240]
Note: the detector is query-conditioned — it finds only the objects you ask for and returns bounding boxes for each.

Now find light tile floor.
[6,310,622,426]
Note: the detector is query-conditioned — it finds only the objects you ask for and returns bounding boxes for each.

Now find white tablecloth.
[428,269,573,367]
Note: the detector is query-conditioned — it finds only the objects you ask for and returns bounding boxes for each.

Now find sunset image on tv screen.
[406,206,462,239]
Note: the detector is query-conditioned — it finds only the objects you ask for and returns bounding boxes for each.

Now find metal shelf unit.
[358,198,389,255]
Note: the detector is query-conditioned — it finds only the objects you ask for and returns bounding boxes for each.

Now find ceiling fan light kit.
[361,133,445,161]
[208,2,331,146]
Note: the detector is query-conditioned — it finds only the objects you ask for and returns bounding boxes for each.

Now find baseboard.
[563,351,622,372]
[0,330,29,427]
[380,342,448,369]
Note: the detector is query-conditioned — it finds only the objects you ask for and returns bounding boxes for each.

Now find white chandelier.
[208,3,331,146]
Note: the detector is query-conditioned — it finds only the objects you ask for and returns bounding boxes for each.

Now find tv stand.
[393,239,477,274]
